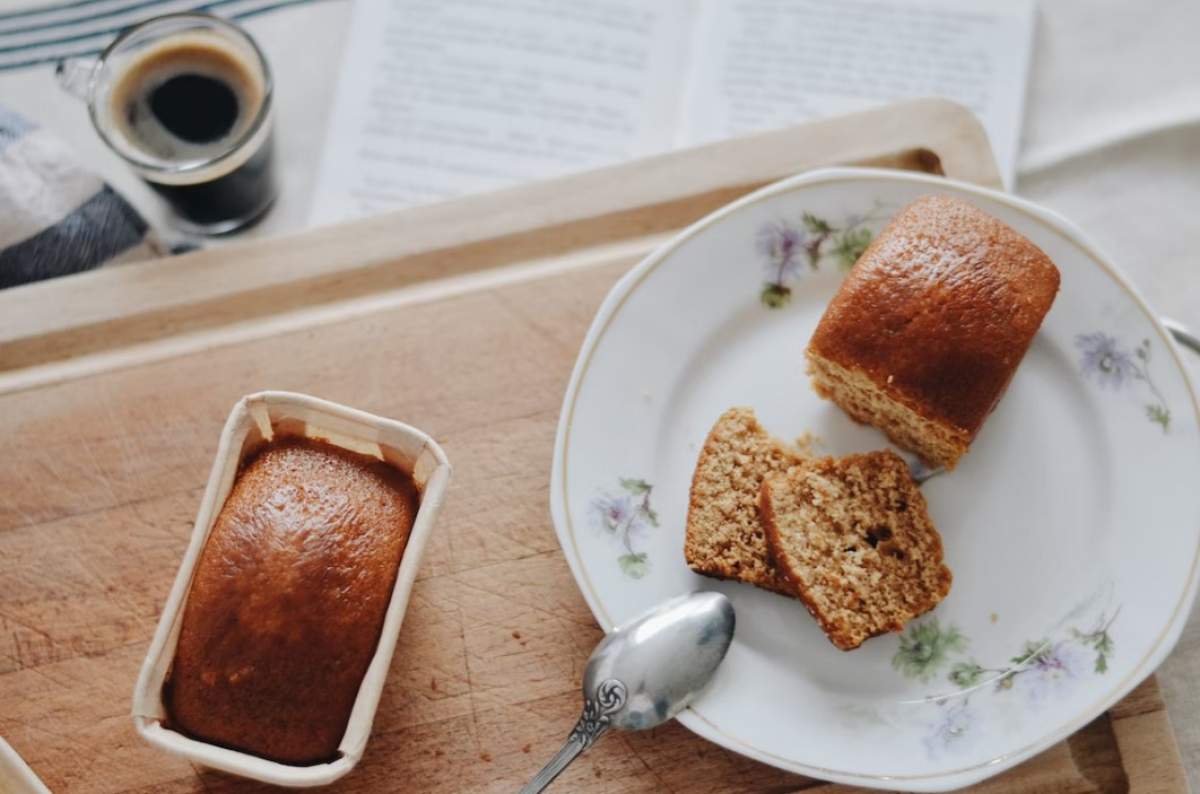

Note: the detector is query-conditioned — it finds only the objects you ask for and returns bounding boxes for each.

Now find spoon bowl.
[586,591,735,731]
[521,591,735,793]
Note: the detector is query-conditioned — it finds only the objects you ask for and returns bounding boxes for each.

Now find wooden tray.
[0,99,1186,793]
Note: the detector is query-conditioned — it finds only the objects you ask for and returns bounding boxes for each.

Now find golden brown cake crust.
[808,195,1060,438]
[164,437,418,765]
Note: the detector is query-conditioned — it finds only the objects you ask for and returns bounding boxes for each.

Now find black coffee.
[108,35,275,232]
[149,73,239,143]
[146,134,275,228]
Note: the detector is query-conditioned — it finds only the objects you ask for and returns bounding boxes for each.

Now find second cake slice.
[761,450,952,650]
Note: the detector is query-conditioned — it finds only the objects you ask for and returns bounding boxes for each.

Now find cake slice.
[807,195,1060,469]
[685,407,804,594]
[760,450,951,650]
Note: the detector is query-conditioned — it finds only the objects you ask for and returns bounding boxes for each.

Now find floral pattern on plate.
[892,589,1118,757]
[554,168,1200,788]
[590,477,659,579]
[1076,332,1171,431]
[756,205,886,308]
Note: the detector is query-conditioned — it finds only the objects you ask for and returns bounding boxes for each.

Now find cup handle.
[54,56,98,101]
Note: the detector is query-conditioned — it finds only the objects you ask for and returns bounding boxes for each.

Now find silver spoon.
[520,592,735,794]
[907,318,1200,485]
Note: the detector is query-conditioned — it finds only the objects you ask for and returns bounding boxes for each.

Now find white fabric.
[1,0,1199,785]
[0,130,103,246]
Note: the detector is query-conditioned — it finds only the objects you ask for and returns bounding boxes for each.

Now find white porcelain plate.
[549,168,1200,791]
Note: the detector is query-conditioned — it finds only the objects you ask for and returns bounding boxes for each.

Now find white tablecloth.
[3,0,1200,787]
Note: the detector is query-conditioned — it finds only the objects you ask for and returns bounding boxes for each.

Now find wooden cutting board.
[0,99,1187,793]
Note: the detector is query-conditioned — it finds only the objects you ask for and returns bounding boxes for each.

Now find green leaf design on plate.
[948,660,986,688]
[1072,613,1117,674]
[642,504,660,527]
[760,282,792,308]
[1009,639,1047,666]
[619,477,652,495]
[897,596,1118,754]
[1146,403,1171,431]
[892,618,967,682]
[802,212,833,234]
[832,227,873,269]
[618,553,649,579]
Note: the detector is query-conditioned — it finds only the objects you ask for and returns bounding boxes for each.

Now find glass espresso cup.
[57,13,277,235]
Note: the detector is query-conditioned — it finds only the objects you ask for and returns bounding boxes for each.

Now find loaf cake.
[164,436,419,765]
[807,195,1060,468]
[760,450,951,650]
[684,407,803,593]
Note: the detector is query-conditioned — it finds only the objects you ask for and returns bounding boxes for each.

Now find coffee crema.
[101,30,276,231]
[108,35,264,164]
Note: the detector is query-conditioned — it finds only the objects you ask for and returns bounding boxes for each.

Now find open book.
[310,0,1034,227]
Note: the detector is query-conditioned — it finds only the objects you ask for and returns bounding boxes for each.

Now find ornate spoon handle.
[518,732,593,794]
[519,679,627,794]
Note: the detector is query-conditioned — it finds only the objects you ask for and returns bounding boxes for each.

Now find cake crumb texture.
[685,407,803,593]
[761,450,951,650]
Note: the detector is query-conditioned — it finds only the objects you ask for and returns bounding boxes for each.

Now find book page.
[309,0,692,226]
[679,0,1034,186]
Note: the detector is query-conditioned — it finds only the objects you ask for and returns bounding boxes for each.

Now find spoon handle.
[518,731,595,794]
[519,679,627,794]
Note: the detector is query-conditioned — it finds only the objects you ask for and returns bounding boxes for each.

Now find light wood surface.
[0,100,1185,793]
[0,98,991,382]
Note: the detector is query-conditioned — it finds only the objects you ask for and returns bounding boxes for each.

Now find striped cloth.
[0,103,161,288]
[0,0,327,71]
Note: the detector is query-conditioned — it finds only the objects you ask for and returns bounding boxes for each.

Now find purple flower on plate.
[755,206,887,308]
[923,699,975,758]
[757,221,806,308]
[1076,332,1171,431]
[900,592,1121,756]
[757,220,804,280]
[591,492,636,535]
[1076,332,1137,389]
[1018,642,1087,704]
[591,478,659,579]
